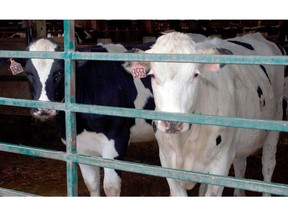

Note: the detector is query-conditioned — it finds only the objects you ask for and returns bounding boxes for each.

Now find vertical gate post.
[63,20,78,196]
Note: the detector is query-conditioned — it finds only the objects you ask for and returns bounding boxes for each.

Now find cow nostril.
[161,121,170,129]
[46,109,53,114]
[42,109,52,115]
[32,108,42,114]
[177,122,183,130]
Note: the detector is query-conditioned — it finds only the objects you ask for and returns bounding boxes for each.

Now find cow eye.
[193,69,200,79]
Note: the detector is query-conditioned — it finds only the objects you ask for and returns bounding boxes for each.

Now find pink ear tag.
[9,58,24,75]
[131,62,146,79]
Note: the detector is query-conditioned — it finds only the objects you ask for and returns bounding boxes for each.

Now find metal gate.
[1,20,288,196]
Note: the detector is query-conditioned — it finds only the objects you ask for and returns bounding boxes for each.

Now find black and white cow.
[24,38,155,196]
[125,32,285,196]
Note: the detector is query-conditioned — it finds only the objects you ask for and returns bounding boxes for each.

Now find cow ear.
[197,47,233,72]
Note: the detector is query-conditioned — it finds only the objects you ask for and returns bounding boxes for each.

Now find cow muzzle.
[32,108,57,121]
[156,120,191,134]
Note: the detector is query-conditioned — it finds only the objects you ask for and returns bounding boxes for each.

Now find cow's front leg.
[204,183,225,196]
[166,178,188,196]
[78,164,101,196]
[199,184,207,196]
[205,152,233,196]
[159,149,187,196]
[103,168,121,196]
[233,157,247,196]
[102,134,129,196]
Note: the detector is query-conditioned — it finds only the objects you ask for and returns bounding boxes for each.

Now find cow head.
[125,32,231,134]
[25,38,64,120]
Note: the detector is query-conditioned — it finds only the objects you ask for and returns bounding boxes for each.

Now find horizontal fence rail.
[2,49,288,65]
[0,19,288,196]
[0,187,40,197]
[1,97,288,132]
[1,142,288,196]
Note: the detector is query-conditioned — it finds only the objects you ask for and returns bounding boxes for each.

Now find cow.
[124,32,284,196]
[74,25,92,44]
[24,38,155,196]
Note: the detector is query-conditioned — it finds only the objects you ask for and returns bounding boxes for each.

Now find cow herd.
[3,31,288,196]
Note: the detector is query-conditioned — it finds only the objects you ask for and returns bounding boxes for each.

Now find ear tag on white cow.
[131,62,146,79]
[9,58,24,75]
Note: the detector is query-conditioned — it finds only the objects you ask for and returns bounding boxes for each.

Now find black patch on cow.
[257,86,263,98]
[216,48,233,55]
[283,98,287,120]
[46,60,65,102]
[152,121,157,133]
[228,40,254,50]
[123,42,154,51]
[216,135,222,146]
[25,59,42,100]
[277,44,286,56]
[215,48,233,69]
[259,65,271,84]
[143,97,155,125]
[141,75,153,93]
[257,86,266,109]
[285,67,288,78]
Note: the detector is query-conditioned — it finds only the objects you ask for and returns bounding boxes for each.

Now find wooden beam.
[35,20,46,38]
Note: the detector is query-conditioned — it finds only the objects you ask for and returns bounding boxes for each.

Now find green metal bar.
[0,96,287,132]
[0,142,66,161]
[0,50,64,59]
[69,103,288,132]
[63,20,78,197]
[0,97,66,111]
[1,50,288,66]
[75,154,288,196]
[2,142,288,196]
[0,187,40,197]
[70,52,288,65]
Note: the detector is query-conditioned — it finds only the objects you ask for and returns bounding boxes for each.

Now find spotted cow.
[125,32,285,196]
[25,38,155,196]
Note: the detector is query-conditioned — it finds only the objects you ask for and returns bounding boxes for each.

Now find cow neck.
[193,74,219,116]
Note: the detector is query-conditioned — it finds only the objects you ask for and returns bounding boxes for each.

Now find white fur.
[32,59,54,101]
[29,39,57,102]
[147,32,284,196]
[186,33,207,43]
[77,129,121,196]
[100,43,127,53]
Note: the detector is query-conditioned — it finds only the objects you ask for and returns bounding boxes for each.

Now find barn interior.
[0,20,288,196]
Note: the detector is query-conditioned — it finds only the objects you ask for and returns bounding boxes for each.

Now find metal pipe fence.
[0,20,288,196]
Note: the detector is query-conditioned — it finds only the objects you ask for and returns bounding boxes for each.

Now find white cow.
[125,32,284,196]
